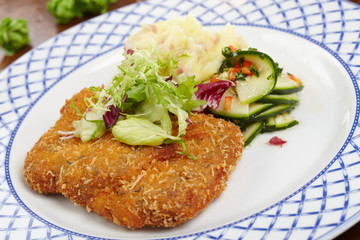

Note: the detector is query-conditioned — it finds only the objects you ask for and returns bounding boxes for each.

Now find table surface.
[1,0,360,239]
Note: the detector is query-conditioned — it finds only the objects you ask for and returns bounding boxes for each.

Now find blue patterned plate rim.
[4,22,359,239]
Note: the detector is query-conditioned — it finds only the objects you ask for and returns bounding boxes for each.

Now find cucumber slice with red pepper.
[210,91,249,119]
[210,91,273,120]
[272,73,304,94]
[231,50,278,104]
[211,46,304,146]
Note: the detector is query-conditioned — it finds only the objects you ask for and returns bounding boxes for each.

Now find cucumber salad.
[207,46,304,146]
[70,45,303,152]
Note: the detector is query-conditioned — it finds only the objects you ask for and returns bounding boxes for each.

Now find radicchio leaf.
[194,80,234,110]
[126,49,134,55]
[268,136,287,147]
[165,75,173,81]
[103,105,121,129]
[165,75,179,87]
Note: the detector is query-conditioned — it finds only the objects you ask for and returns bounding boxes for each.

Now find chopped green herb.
[249,65,260,77]
[219,59,234,73]
[221,46,233,58]
[275,62,283,75]
[239,57,245,66]
[68,97,84,117]
[235,72,246,81]
[171,139,196,160]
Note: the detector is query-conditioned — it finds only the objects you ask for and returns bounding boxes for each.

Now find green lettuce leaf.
[73,48,208,149]
[112,118,179,146]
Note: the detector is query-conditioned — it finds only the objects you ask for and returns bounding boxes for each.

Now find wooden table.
[1,0,360,239]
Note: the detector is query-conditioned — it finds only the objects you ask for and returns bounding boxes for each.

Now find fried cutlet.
[23,88,245,229]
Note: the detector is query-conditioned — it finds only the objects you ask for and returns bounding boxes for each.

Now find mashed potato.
[125,15,247,82]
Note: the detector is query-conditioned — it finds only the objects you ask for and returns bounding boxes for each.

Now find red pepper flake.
[268,136,287,147]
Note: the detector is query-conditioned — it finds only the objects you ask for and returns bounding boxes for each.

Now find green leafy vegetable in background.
[81,0,117,15]
[47,0,117,24]
[0,17,30,56]
[47,0,82,24]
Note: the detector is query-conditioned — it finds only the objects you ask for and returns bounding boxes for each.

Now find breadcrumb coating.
[23,88,245,229]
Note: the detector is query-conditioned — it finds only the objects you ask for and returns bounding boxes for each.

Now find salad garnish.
[70,48,206,156]
[68,43,304,150]
[208,45,304,146]
[194,80,234,110]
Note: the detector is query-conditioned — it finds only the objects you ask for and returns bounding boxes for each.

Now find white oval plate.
[1,0,360,239]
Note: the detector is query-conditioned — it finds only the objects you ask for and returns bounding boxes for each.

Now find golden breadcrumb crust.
[23,88,245,229]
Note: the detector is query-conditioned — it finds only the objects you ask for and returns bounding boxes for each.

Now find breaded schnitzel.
[23,88,244,229]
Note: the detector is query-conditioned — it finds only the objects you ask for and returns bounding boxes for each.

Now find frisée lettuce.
[71,48,206,147]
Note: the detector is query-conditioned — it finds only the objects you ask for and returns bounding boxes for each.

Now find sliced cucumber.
[243,121,264,146]
[233,50,278,104]
[215,46,304,145]
[263,117,276,131]
[272,73,304,94]
[210,92,249,119]
[210,92,272,120]
[248,103,273,118]
[257,93,299,105]
[251,104,294,122]
[263,112,299,132]
[232,119,251,130]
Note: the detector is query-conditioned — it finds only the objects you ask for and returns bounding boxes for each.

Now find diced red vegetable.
[210,77,221,82]
[228,68,237,80]
[288,74,303,86]
[241,67,253,76]
[229,45,238,52]
[241,61,254,76]
[242,61,252,68]
[224,96,233,110]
